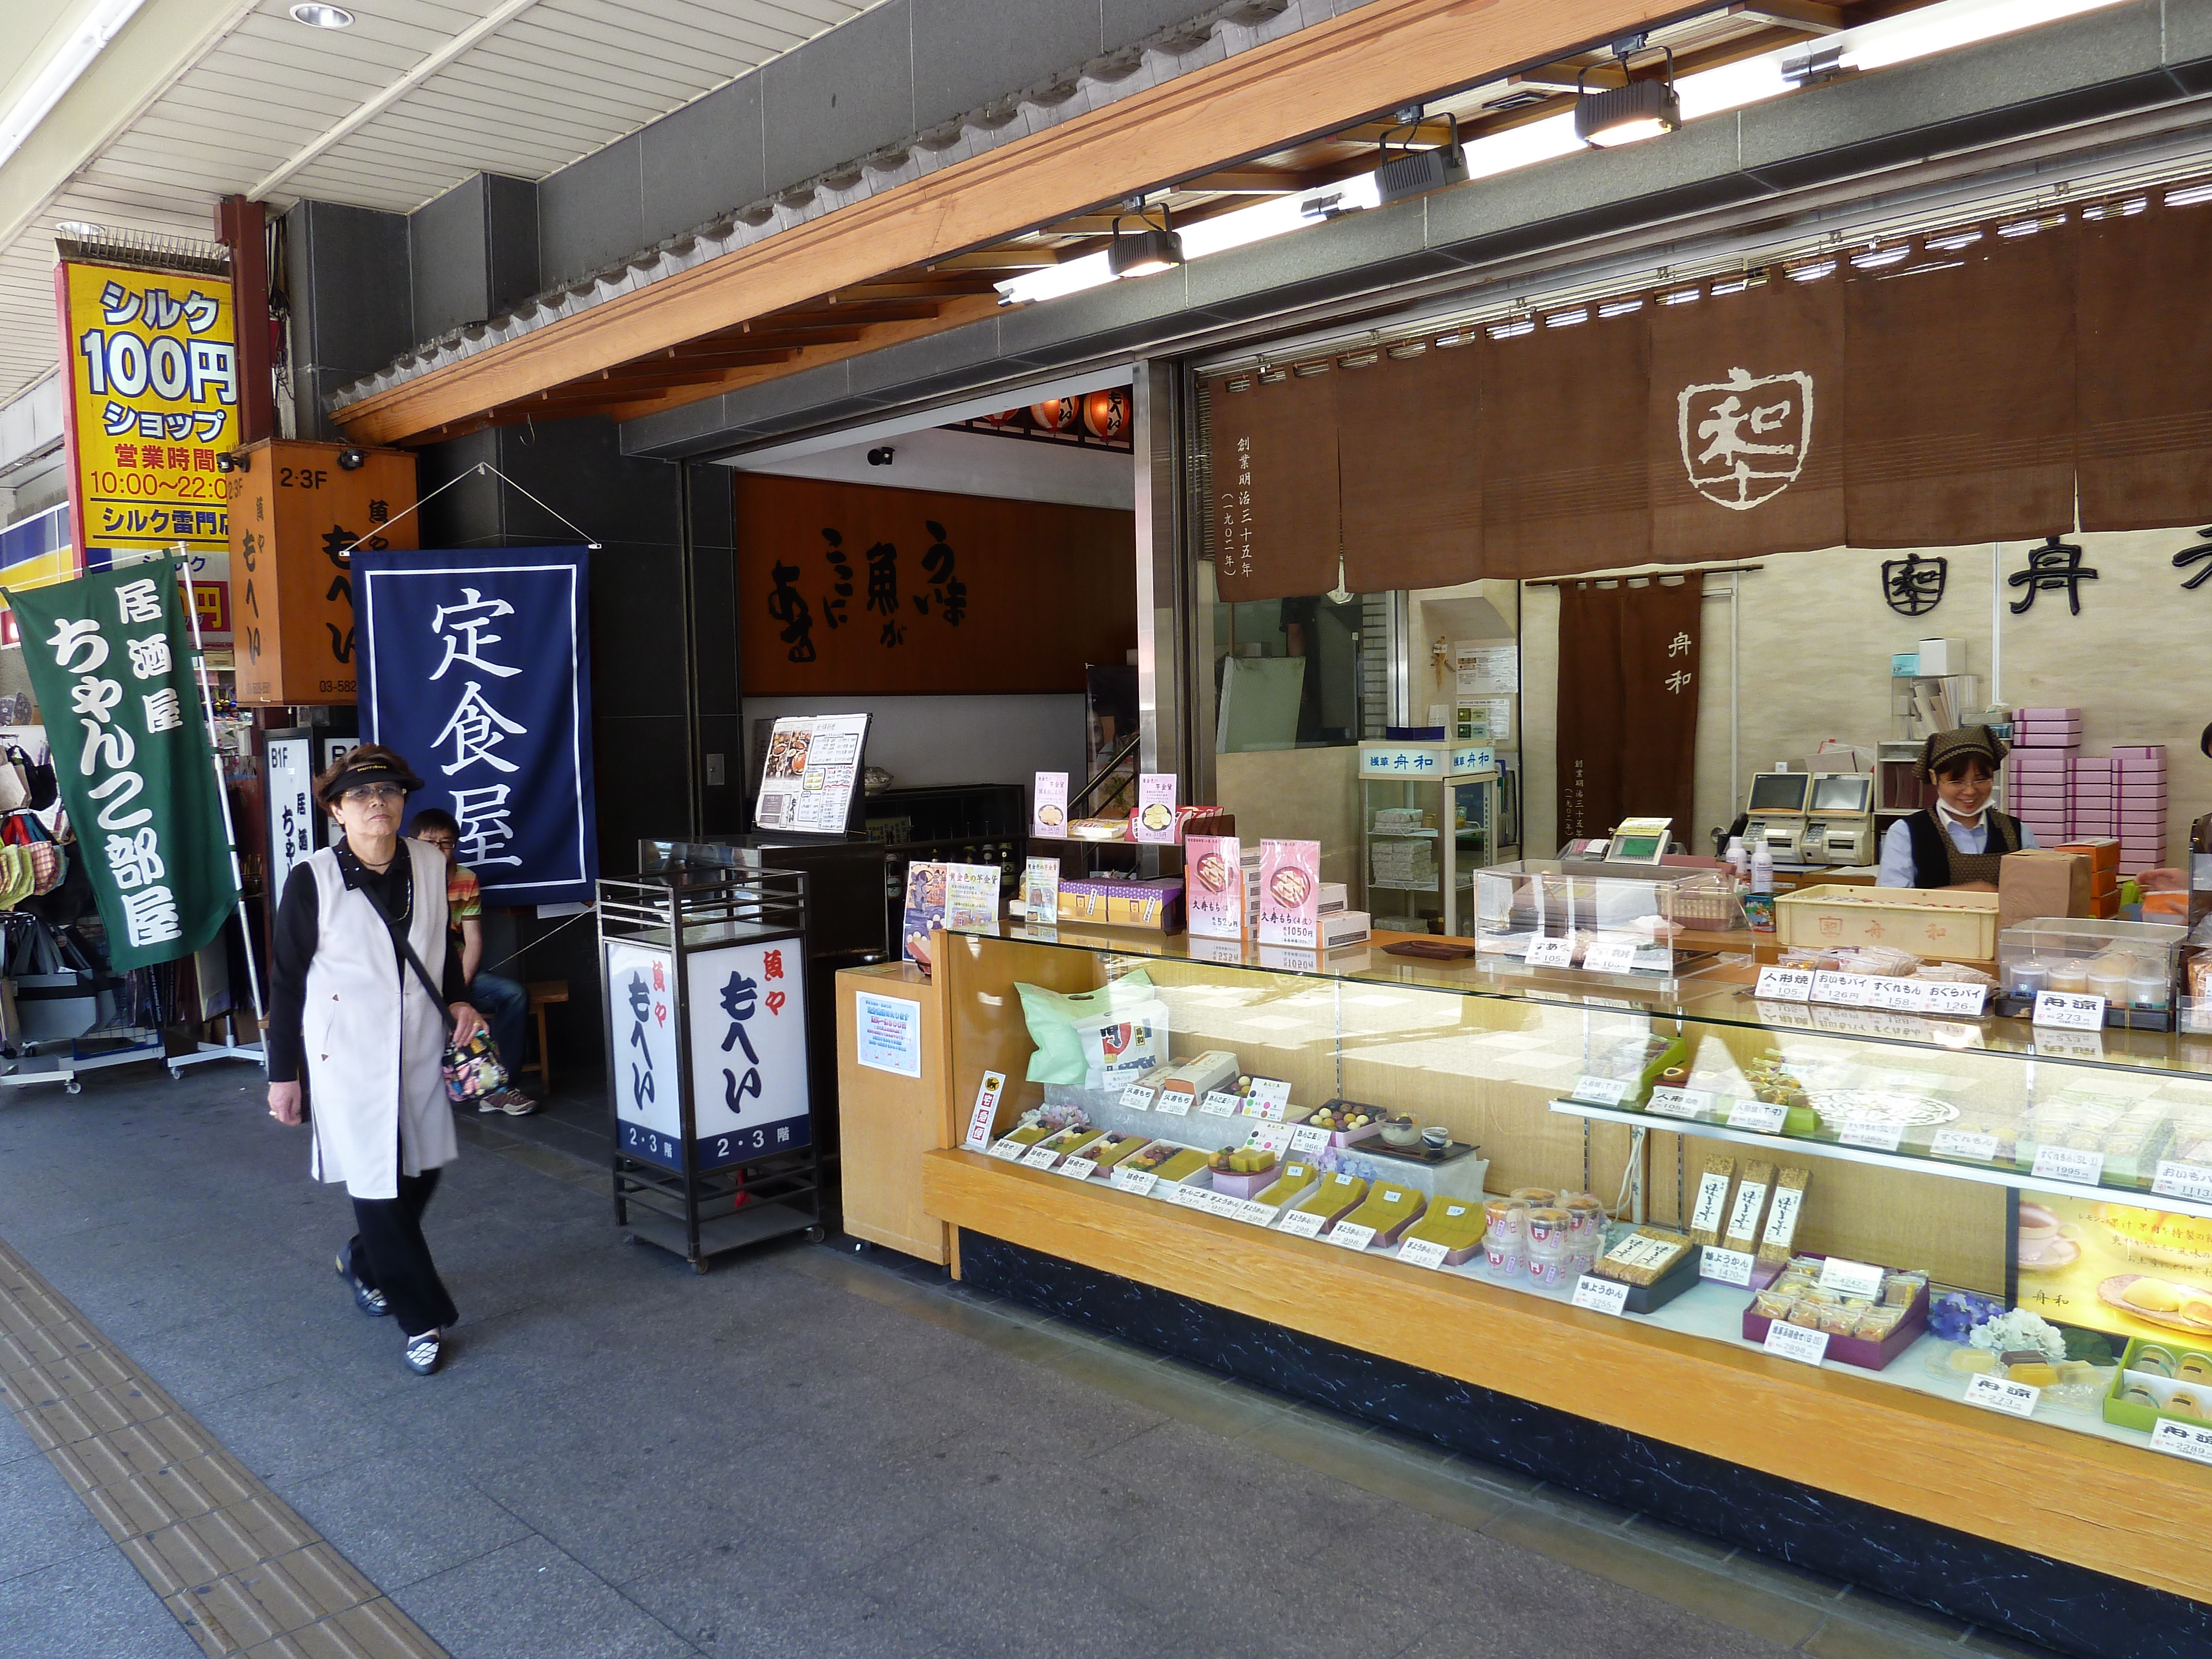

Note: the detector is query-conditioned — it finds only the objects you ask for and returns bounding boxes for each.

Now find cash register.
[1743,771,1812,862]
[1802,772,1876,865]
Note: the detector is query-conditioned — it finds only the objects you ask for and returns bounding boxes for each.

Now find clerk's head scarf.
[1917,724,2009,781]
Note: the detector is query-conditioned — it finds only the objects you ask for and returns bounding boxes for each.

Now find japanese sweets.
[1401,1199,1486,1264]
[1155,1050,1240,1112]
[1148,1147,1209,1184]
[1005,1122,1058,1147]
[1689,1156,1734,1248]
[1292,1172,1369,1229]
[1340,1183,1427,1245]
[1756,1167,1811,1265]
[1723,1162,1775,1254]
[1037,1125,1105,1159]
[1310,1101,1379,1133]
[1084,1132,1153,1170]
[1125,1141,1191,1175]
[1255,1160,1320,1208]
[1206,1143,1281,1198]
[1593,1227,1692,1287]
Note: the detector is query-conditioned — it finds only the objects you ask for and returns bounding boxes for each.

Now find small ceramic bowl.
[1379,1117,1423,1147]
[1420,1125,1451,1151]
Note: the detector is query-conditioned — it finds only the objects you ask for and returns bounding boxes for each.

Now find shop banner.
[1556,575,1701,842]
[1482,306,1652,578]
[684,939,811,1168]
[1650,274,1845,563]
[1843,222,2077,549]
[354,546,598,905]
[54,260,236,560]
[1207,367,1343,603]
[5,559,236,968]
[1337,341,1483,593]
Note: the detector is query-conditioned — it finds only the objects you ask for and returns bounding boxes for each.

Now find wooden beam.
[1175,167,1337,194]
[333,0,1702,445]
[1731,1,1843,33]
[925,249,1061,270]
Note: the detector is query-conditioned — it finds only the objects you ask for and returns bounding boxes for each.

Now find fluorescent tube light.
[0,0,146,171]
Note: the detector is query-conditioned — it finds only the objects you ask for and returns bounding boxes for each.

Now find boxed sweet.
[1400,1198,1486,1264]
[1154,1050,1239,1113]
[1254,1160,1322,1209]
[1292,1172,1369,1230]
[1998,850,2091,928]
[1034,1125,1106,1163]
[1743,1256,1929,1370]
[1321,910,1373,949]
[1205,1143,1281,1198]
[1307,1099,1384,1146]
[1776,885,1999,961]
[1339,1182,1427,1245]
[1125,1140,1203,1182]
[1592,1225,1700,1313]
[1083,1131,1155,1170]
[2102,1337,2212,1433]
[1058,877,1185,932]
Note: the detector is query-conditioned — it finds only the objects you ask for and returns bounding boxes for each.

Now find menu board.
[754,713,869,833]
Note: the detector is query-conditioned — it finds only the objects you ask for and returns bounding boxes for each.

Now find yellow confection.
[1255,1161,1317,1207]
[1150,1149,1208,1183]
[1295,1174,1368,1221]
[2006,1361,2058,1387]
[2163,1395,2204,1418]
[1947,1349,1998,1375]
[1402,1201,1485,1253]
[2123,1280,2188,1314]
[1340,1185,1427,1241]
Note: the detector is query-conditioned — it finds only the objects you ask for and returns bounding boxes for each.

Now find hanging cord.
[332,461,603,559]
[473,902,598,978]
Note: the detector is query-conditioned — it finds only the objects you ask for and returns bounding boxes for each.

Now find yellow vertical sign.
[54,260,237,556]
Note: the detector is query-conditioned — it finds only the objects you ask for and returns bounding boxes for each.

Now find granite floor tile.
[0,1532,208,1657]
[394,1532,700,1659]
[0,1438,113,1581]
[283,1454,533,1592]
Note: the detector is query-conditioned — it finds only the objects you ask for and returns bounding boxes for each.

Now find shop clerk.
[1877,725,2038,891]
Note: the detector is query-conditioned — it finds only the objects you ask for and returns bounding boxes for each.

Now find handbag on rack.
[353,874,509,1105]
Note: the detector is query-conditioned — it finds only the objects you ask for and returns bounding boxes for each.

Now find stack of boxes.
[2009,707,2078,847]
[2057,837,2122,917]
[2069,755,2114,840]
[2114,745,2169,872]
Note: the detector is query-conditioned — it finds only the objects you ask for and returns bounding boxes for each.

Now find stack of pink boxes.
[2008,708,2079,845]
[2114,745,2168,871]
[2069,755,2114,840]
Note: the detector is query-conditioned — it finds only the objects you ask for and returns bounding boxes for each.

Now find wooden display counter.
[923,1148,2212,1603]
[834,962,952,1264]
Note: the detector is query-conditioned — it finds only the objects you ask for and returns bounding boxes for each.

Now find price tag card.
[1168,1182,1213,1210]
[1022,1145,1061,1168]
[1398,1238,1450,1269]
[1207,1190,1246,1218]
[1328,1222,1378,1251]
[2151,1418,2212,1464]
[1199,1091,1242,1118]
[1573,1074,1632,1108]
[1963,1373,2041,1418]
[1919,980,1989,1018]
[1700,1247,1755,1287]
[1764,1321,1830,1366]
[1812,972,1875,1008]
[1582,941,1638,976]
[1278,1209,1326,1238]
[1867,978,1923,1014]
[1109,1167,1157,1196]
[1727,1099,1789,1134]
[989,1137,1028,1161]
[962,1071,1008,1151]
[1932,1128,2001,1162]
[1646,1086,1711,1121]
[1057,1156,1098,1182]
[1525,936,1574,968]
[2033,990,2106,1031]
[1571,1275,1630,1315]
[1246,1123,1296,1156]
[1245,1078,1293,1119]
[1754,966,1814,1002]
[2034,1026,2106,1061]
[2153,1160,2212,1204]
[1232,1199,1277,1227]
[1817,1256,1886,1300]
[1838,1119,1905,1153]
[1154,1091,1193,1118]
[2031,1145,2106,1187]
[1120,1085,1157,1111]
[1288,1124,1332,1157]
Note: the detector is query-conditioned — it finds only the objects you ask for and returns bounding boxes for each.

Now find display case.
[1357,739,1500,936]
[1996,916,2187,1028]
[1472,859,1749,985]
[920,921,2212,1615]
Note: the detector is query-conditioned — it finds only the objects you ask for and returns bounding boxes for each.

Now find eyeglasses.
[419,836,456,852]
[341,783,405,804]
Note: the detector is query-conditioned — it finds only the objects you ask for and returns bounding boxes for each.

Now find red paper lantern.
[1030,397,1079,431]
[981,409,1021,427]
[1082,388,1131,440]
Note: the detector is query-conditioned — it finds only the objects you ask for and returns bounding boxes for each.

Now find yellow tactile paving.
[0,1237,450,1659]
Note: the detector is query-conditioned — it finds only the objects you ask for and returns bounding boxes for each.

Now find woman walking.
[266,745,485,1376]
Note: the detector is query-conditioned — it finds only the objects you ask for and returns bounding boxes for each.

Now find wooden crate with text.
[228,440,416,706]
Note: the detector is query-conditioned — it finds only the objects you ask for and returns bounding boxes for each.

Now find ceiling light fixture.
[0,0,146,171]
[1374,106,1468,207]
[289,3,355,27]
[1573,38,1682,149]
[1108,198,1185,279]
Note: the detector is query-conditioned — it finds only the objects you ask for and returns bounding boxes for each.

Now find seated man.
[409,808,536,1115]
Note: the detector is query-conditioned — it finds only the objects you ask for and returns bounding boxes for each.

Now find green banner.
[6,558,237,969]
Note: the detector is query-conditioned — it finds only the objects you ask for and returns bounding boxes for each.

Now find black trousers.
[348,1167,457,1339]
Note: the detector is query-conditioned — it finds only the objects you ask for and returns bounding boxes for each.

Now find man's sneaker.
[403,1331,444,1376]
[335,1250,388,1318]
[478,1088,539,1117]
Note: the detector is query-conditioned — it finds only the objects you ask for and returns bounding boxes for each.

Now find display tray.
[1990,994,2176,1032]
[1360,1137,1480,1168]
[1741,1271,1929,1372]
[1605,1241,1702,1316]
[1382,940,1477,959]
[2101,1336,2212,1432]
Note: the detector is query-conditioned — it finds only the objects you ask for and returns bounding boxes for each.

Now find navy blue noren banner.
[355,547,598,906]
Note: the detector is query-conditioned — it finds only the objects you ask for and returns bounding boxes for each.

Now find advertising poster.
[1185,834,1244,940]
[1021,856,1061,927]
[1031,771,1067,838]
[55,260,236,560]
[1133,772,1177,843]
[855,991,923,1078]
[1255,838,1321,948]
[2014,1192,2212,1345]
[900,861,947,968]
[942,862,1001,932]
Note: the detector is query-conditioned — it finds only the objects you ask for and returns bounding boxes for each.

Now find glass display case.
[1357,739,1500,936]
[1472,859,1749,986]
[935,920,2212,1473]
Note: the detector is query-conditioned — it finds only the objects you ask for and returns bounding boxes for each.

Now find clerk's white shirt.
[1876,803,2039,887]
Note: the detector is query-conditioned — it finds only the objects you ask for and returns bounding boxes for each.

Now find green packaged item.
[1016,969,1166,1087]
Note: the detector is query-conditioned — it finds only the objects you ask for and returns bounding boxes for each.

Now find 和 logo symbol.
[1678,367,1812,511]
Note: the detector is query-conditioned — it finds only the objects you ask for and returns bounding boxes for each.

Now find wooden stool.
[524,980,569,1094]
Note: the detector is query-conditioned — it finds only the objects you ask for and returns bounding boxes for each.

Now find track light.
[865,446,895,466]
[1374,108,1468,206]
[215,450,248,473]
[1108,198,1183,279]
[336,446,366,471]
[1574,38,1682,148]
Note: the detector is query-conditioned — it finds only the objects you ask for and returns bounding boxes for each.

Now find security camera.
[336,446,366,471]
[215,450,249,473]
[865,446,895,466]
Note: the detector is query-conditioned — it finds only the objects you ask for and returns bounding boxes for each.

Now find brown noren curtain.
[1556,575,1703,844]
[2077,197,2212,530]
[1337,341,1483,590]
[1208,368,1342,603]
